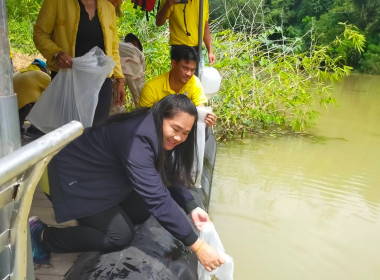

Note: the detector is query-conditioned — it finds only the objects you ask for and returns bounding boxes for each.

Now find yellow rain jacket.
[33,0,123,79]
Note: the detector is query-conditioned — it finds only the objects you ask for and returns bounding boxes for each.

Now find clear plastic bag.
[198,222,234,280]
[194,107,212,188]
[26,46,115,133]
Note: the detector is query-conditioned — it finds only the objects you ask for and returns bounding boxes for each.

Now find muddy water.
[210,73,380,280]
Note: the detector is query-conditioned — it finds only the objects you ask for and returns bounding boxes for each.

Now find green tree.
[6,1,366,139]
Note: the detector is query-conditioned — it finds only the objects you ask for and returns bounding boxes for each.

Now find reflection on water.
[210,74,380,280]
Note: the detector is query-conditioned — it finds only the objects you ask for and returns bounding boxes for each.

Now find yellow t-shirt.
[139,71,207,107]
[160,0,209,46]
[13,70,51,109]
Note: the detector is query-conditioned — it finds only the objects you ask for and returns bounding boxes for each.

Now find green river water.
[210,73,380,280]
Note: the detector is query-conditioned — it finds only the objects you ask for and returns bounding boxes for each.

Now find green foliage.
[209,0,379,72]
[6,1,365,139]
[211,24,362,140]
[7,19,37,53]
[6,0,43,19]
[359,44,380,74]
[6,0,43,53]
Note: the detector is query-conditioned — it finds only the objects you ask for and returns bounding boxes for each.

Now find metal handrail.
[0,121,83,280]
[0,121,83,185]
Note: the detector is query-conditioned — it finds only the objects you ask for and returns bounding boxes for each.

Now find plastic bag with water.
[200,67,222,100]
[198,222,234,280]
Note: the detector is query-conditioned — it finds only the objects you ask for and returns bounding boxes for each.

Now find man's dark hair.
[170,45,199,64]
[124,33,143,51]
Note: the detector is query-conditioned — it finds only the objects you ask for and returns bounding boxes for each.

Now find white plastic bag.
[26,46,115,133]
[194,106,212,188]
[198,222,234,280]
[200,67,222,100]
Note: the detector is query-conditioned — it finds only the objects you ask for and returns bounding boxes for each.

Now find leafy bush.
[359,44,380,74]
[6,2,365,140]
[209,23,363,140]
[6,0,43,53]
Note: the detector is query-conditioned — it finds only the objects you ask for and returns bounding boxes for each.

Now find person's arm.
[107,5,125,105]
[119,130,198,245]
[203,21,215,65]
[156,0,177,26]
[129,141,223,271]
[119,124,223,271]
[115,79,126,106]
[33,0,62,62]
[33,0,74,69]
[168,185,198,213]
[110,14,123,79]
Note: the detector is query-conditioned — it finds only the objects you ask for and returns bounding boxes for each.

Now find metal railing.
[0,121,83,280]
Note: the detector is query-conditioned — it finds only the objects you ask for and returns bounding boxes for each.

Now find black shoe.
[25,125,44,139]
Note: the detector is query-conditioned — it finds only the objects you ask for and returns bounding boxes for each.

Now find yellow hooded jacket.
[33,0,123,79]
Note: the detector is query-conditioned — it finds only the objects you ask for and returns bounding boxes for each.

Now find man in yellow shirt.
[139,45,216,126]
[13,59,51,132]
[156,0,215,72]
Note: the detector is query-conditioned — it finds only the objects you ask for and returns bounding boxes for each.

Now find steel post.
[0,0,21,157]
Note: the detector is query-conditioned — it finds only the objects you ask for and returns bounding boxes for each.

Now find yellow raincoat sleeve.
[33,0,123,78]
[33,0,62,61]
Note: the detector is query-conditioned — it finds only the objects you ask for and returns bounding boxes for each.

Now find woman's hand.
[190,238,225,272]
[56,51,73,69]
[191,207,210,230]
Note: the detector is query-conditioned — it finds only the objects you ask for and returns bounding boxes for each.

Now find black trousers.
[92,78,113,127]
[51,72,112,127]
[19,103,34,129]
[42,191,151,253]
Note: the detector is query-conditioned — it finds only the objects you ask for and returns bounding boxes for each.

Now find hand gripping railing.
[0,121,83,280]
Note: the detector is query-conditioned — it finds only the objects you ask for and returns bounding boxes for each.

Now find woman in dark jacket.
[29,94,224,272]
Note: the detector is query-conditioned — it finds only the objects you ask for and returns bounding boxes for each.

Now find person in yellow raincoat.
[13,59,51,132]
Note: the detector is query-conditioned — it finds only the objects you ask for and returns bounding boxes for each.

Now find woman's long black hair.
[151,94,198,188]
[104,95,198,188]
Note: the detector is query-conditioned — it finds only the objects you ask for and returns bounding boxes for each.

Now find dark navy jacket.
[48,111,198,246]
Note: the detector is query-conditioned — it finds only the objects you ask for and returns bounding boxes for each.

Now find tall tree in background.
[209,0,380,73]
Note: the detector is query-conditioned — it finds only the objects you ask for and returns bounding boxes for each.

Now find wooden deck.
[30,188,79,280]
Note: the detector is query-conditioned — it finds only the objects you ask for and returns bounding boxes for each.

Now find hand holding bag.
[27,46,115,133]
[198,222,234,280]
